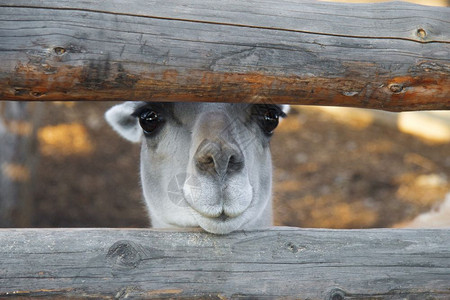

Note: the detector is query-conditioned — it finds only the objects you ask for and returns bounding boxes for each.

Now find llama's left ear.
[281,105,290,115]
[105,102,143,143]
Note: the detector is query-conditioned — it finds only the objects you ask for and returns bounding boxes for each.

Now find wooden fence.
[1,228,449,299]
[0,0,449,111]
[1,1,450,299]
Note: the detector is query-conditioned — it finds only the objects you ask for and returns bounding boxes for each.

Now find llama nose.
[194,139,244,178]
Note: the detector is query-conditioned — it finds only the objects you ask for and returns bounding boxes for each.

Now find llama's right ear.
[105,102,142,143]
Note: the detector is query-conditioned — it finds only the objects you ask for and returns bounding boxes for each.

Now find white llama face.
[105,102,287,234]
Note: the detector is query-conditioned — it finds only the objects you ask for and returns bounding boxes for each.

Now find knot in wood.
[416,28,427,39]
[388,83,404,94]
[326,288,346,300]
[53,47,66,55]
[30,91,45,97]
[106,240,142,269]
[285,241,299,253]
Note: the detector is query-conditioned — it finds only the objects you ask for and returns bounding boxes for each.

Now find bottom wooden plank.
[0,228,449,299]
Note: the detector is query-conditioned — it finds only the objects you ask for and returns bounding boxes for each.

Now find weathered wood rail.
[0,0,449,111]
[0,228,449,299]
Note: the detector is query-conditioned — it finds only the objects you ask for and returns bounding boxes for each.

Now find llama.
[105,102,289,234]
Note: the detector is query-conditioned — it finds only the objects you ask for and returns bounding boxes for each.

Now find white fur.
[106,102,288,234]
[104,102,142,143]
[281,104,290,115]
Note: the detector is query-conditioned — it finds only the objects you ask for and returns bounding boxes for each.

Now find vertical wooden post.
[0,102,42,227]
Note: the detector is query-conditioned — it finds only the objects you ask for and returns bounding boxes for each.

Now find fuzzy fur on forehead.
[170,102,289,118]
[117,101,289,115]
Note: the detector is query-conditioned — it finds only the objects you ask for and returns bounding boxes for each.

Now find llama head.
[105,102,288,234]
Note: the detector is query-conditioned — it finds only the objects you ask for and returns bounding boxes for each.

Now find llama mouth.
[217,212,230,221]
[193,209,235,222]
[180,181,245,221]
[190,206,251,234]
[179,176,253,233]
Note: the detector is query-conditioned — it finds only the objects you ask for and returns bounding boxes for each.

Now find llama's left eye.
[261,109,280,134]
[252,105,283,136]
[139,109,164,135]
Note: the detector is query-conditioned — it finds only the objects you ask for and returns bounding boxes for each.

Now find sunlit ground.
[272,106,449,229]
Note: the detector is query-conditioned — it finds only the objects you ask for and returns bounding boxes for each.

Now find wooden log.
[0,0,449,111]
[0,102,42,227]
[0,228,449,299]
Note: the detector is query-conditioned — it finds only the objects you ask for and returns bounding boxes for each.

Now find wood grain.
[0,0,449,111]
[0,228,449,299]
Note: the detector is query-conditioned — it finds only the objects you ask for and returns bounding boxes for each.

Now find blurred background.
[1,101,449,228]
[1,0,449,228]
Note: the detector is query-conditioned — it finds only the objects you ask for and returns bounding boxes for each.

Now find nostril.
[205,156,214,165]
[196,154,215,172]
[194,139,244,177]
[227,154,244,174]
[195,156,213,175]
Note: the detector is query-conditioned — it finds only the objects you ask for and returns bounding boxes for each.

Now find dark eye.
[252,106,282,135]
[261,109,280,134]
[138,109,164,135]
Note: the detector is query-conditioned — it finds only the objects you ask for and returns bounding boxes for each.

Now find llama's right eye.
[138,109,164,135]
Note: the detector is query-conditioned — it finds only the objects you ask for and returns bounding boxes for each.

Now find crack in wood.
[1,4,449,45]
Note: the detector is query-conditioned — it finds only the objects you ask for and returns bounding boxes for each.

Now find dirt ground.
[29,102,450,229]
